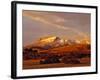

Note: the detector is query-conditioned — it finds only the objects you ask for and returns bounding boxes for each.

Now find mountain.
[35,36,65,49]
[24,36,90,50]
[80,39,90,44]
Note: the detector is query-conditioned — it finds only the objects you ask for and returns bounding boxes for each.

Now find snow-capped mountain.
[35,36,64,49]
[24,36,90,50]
[32,36,79,49]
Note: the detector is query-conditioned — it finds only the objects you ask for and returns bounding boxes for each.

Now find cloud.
[23,11,88,38]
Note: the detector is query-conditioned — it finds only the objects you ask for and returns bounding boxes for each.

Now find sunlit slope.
[38,44,90,54]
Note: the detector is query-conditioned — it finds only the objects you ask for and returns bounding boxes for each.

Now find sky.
[22,10,91,46]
